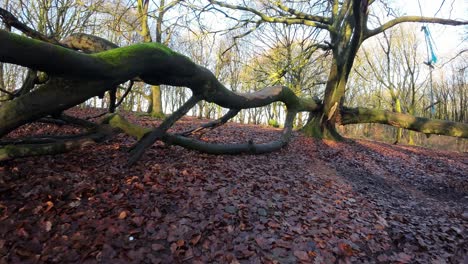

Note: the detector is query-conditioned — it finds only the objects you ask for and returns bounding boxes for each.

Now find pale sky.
[206,0,467,61]
[392,0,467,59]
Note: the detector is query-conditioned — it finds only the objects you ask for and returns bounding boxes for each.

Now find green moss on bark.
[103,114,151,140]
[92,42,179,66]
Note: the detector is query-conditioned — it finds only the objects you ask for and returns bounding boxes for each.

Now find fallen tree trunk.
[341,107,468,138]
[0,78,112,136]
[0,29,467,163]
[0,30,318,136]
[0,126,115,161]
[0,138,96,161]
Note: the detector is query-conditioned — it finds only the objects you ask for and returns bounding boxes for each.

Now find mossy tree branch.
[341,107,468,138]
[0,125,116,161]
[0,30,319,135]
[0,30,467,164]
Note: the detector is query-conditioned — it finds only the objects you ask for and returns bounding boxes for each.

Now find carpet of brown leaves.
[0,108,467,263]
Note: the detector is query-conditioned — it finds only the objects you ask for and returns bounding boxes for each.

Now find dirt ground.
[0,109,467,263]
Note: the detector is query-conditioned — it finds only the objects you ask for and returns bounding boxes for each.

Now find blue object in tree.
[421,26,438,116]
[421,26,438,64]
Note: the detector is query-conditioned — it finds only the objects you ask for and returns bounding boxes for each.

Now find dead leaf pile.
[0,108,466,263]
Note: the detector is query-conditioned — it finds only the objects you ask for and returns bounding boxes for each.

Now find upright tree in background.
[359,26,423,144]
[137,0,162,117]
[0,0,8,96]
[0,0,102,101]
[137,0,183,118]
[246,23,327,126]
[433,60,467,122]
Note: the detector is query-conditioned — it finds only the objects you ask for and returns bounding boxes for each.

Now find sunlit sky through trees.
[199,0,466,63]
[393,0,466,59]
[0,0,464,59]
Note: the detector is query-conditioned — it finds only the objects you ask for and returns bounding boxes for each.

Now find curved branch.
[365,16,468,39]
[115,81,135,109]
[106,110,296,155]
[341,107,468,138]
[196,68,320,111]
[163,110,296,154]
[209,0,331,30]
[163,134,284,154]
[180,108,240,137]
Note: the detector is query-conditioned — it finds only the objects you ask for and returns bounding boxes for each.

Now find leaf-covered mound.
[0,108,466,263]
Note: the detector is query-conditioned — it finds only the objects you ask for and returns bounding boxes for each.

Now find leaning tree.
[0,1,467,165]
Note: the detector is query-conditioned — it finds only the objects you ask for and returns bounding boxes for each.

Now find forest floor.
[0,108,467,264]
